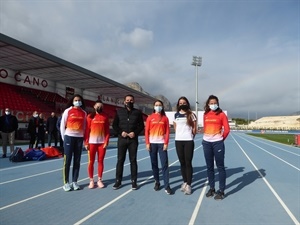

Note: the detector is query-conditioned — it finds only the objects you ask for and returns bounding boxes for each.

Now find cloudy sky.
[1,0,299,119]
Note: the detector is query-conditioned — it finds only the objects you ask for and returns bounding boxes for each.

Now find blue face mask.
[73,101,82,107]
[209,104,218,111]
[154,106,162,113]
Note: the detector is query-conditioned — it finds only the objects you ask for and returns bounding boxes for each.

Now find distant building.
[228,119,237,129]
[244,116,300,130]
[166,110,228,128]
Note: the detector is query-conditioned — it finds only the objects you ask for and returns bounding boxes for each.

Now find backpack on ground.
[24,148,46,161]
[9,147,24,162]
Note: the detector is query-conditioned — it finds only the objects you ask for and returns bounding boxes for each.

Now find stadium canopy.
[0,33,156,104]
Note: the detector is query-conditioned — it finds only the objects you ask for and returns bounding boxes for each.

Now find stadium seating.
[248,116,300,130]
[1,82,146,123]
[0,82,64,114]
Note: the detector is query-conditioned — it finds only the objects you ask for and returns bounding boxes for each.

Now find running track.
[0,132,299,225]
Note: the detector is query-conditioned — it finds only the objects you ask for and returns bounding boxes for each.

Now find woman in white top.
[173,96,197,195]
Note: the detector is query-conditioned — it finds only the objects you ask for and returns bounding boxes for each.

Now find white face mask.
[73,101,82,107]
[209,104,218,111]
[5,112,10,115]
[154,106,162,113]
[33,114,38,118]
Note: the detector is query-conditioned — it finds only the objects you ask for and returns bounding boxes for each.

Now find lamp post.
[191,56,202,129]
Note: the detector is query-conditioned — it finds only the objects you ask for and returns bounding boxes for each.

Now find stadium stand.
[0,82,125,119]
[0,82,55,113]
[248,115,300,130]
[0,34,155,140]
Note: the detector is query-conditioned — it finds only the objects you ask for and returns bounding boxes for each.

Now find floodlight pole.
[191,56,202,130]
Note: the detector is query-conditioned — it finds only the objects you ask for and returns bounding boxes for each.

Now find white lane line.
[0,144,182,212]
[0,155,122,185]
[0,187,61,210]
[0,165,118,211]
[74,175,154,225]
[0,168,62,185]
[188,180,207,225]
[237,135,300,171]
[74,151,181,225]
[231,135,300,225]
[0,147,148,184]
[0,148,157,211]
[0,146,120,172]
[237,133,300,156]
[74,144,202,225]
[180,144,207,225]
[0,157,64,171]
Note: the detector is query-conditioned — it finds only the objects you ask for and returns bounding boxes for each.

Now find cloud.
[0,0,299,119]
[120,28,153,49]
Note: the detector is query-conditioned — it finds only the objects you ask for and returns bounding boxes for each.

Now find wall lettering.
[1,69,48,88]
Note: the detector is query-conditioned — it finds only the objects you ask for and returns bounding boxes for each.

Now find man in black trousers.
[46,112,58,147]
[27,111,39,148]
[0,108,18,158]
[112,94,144,190]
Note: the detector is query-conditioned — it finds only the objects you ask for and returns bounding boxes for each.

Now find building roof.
[0,33,156,104]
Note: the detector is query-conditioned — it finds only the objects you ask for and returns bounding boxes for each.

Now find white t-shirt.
[174,112,196,141]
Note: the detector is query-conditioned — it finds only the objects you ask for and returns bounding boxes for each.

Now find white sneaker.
[97,179,105,188]
[184,185,192,195]
[63,183,71,192]
[180,182,187,192]
[72,182,80,190]
[88,180,95,189]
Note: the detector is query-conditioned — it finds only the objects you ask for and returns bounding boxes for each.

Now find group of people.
[57,93,229,200]
[27,111,63,149]
[0,93,229,200]
[0,108,63,158]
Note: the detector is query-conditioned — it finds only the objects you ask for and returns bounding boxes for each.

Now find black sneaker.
[131,180,138,190]
[165,186,173,195]
[206,188,215,198]
[214,190,225,200]
[112,180,122,190]
[154,182,160,191]
[2,154,6,158]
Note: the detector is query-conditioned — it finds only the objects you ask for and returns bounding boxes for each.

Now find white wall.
[166,110,227,127]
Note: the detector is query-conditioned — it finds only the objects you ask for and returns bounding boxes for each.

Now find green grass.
[246,133,296,145]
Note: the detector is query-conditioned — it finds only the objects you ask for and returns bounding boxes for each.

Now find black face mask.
[179,104,189,111]
[96,108,102,113]
[125,102,134,109]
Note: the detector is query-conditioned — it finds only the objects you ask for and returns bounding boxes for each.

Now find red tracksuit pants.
[87,143,106,179]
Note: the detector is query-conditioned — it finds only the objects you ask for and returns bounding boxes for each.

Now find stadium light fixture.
[191,56,202,129]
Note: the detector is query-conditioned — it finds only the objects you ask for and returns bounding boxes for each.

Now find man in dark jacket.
[35,113,46,148]
[0,108,18,158]
[27,111,39,148]
[112,94,144,190]
[46,112,58,147]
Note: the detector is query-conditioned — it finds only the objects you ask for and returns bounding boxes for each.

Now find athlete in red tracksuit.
[84,100,110,189]
[60,94,87,192]
[145,100,173,194]
[202,95,230,200]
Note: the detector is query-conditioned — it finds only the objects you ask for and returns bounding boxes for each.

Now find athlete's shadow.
[225,169,266,197]
[192,166,245,192]
[190,166,208,191]
[226,166,245,179]
[166,166,207,192]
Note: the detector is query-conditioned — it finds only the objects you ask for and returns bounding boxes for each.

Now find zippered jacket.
[112,107,144,138]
